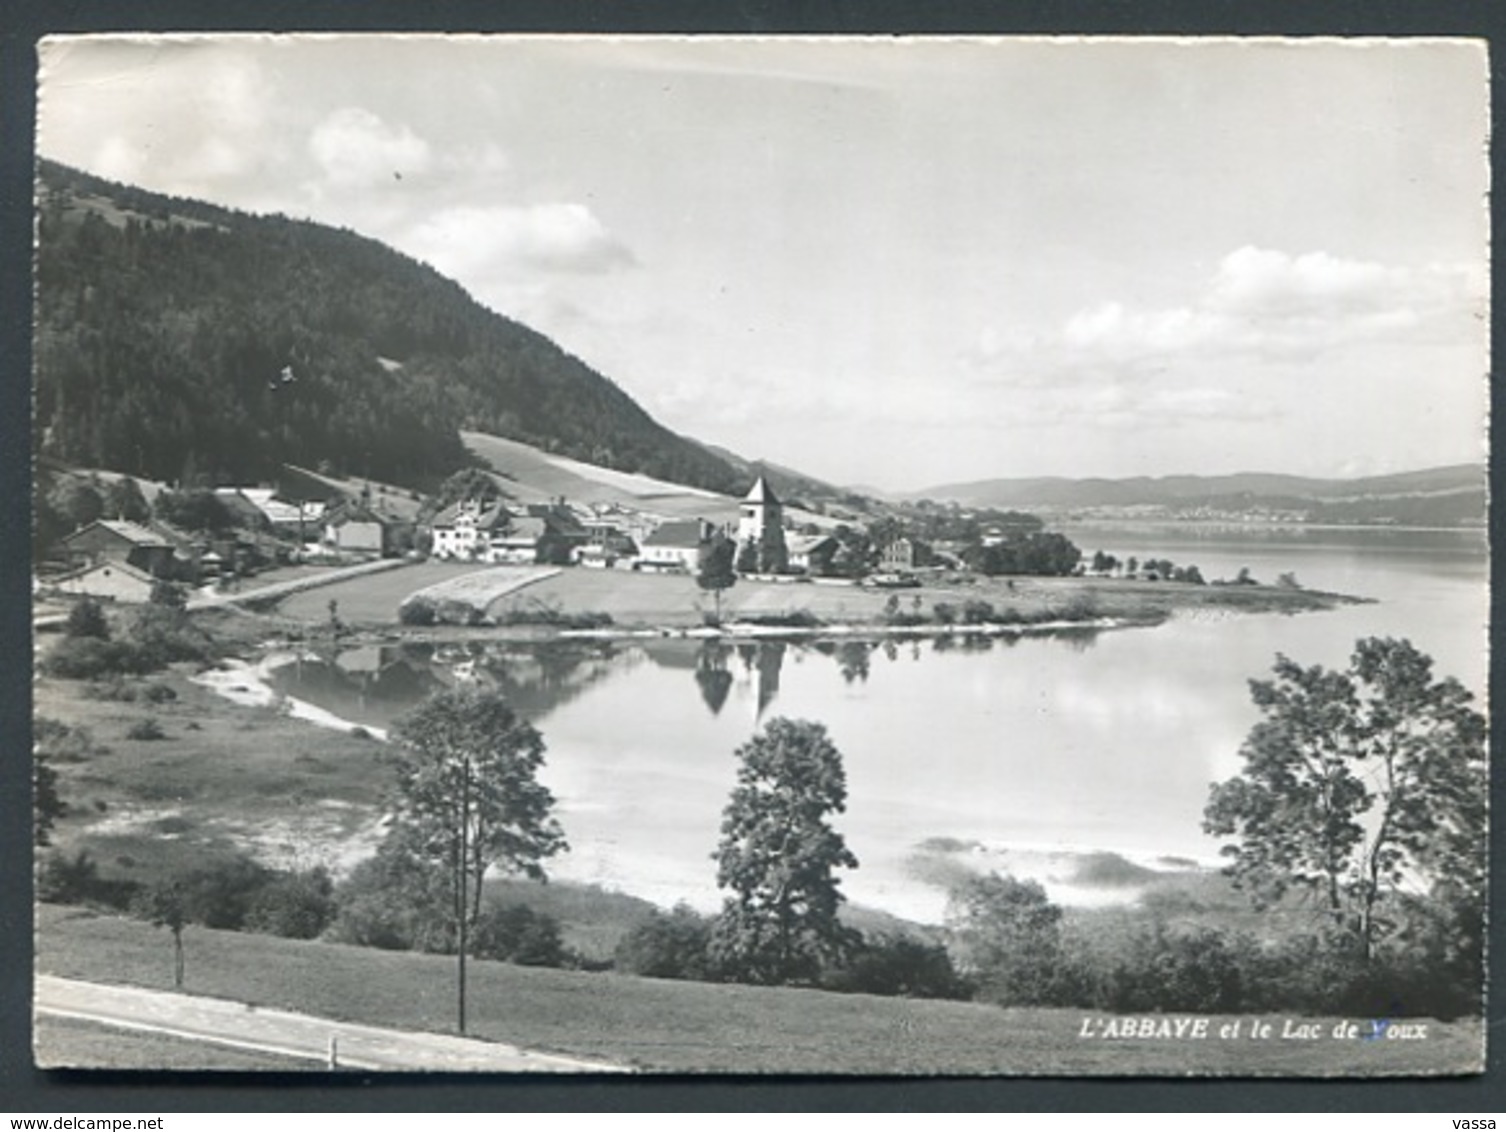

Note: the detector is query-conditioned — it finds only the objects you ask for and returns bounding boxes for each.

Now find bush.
[42,605,211,679]
[326,846,454,953]
[150,580,188,609]
[959,599,995,625]
[1050,593,1101,622]
[65,599,110,640]
[36,850,139,909]
[471,903,566,967]
[736,610,822,629]
[42,636,138,679]
[398,596,437,626]
[87,676,139,702]
[127,604,211,669]
[946,873,1068,1006]
[493,606,614,630]
[244,868,337,939]
[1096,922,1245,1014]
[614,904,717,980]
[823,932,972,999]
[126,718,167,741]
[177,855,275,931]
[34,717,102,764]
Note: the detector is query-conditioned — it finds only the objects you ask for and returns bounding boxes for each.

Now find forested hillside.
[33,160,743,494]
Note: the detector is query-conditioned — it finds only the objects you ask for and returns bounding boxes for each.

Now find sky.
[35,35,1490,492]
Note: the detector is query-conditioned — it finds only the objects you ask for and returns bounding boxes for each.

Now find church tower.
[736,475,787,572]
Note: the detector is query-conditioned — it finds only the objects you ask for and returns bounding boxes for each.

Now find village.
[34,458,969,620]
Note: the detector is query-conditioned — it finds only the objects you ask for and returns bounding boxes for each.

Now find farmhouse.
[786,533,838,574]
[213,488,275,532]
[52,559,157,603]
[59,519,176,577]
[638,519,718,573]
[220,486,324,540]
[323,501,395,556]
[574,528,639,569]
[525,503,590,564]
[486,515,549,564]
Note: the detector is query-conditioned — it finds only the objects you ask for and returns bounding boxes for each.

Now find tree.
[1204,638,1486,964]
[105,477,151,522]
[244,868,336,939]
[711,718,859,984]
[433,467,504,511]
[757,527,789,574]
[695,533,737,624]
[389,687,566,1032]
[50,479,104,530]
[735,538,758,575]
[134,881,188,988]
[150,580,187,609]
[65,598,109,640]
[154,489,232,533]
[694,641,734,716]
[471,903,566,967]
[944,873,1065,1006]
[614,904,716,981]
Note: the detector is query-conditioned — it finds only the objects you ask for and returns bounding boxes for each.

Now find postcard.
[31,33,1489,1076]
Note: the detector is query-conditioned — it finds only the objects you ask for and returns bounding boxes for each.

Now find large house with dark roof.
[323,501,403,556]
[59,519,176,577]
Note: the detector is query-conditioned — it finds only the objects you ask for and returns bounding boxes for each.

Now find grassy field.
[275,561,486,623]
[34,663,391,881]
[36,905,1482,1076]
[263,553,1353,633]
[504,569,1346,631]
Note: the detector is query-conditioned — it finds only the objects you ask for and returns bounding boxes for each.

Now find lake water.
[271,526,1488,924]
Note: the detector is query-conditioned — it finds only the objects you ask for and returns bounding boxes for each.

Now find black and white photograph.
[28,33,1489,1077]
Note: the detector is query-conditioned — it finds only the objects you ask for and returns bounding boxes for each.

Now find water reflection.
[693,640,734,716]
[271,629,1114,734]
[268,639,630,728]
[261,526,1483,925]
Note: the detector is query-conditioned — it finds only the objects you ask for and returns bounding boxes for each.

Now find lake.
[270,525,1488,924]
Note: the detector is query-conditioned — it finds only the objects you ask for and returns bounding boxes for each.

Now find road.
[186,557,413,611]
[35,975,633,1073]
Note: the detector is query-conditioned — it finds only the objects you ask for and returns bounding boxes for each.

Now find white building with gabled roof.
[429,499,511,560]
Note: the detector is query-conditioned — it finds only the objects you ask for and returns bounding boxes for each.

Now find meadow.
[36,905,1481,1076]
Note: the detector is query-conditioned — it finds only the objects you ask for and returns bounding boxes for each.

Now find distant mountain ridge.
[33,159,745,496]
[917,465,1486,527]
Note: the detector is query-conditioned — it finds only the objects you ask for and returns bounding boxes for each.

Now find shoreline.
[212,575,1364,653]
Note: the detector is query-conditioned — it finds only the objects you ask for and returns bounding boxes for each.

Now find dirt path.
[34,974,633,1073]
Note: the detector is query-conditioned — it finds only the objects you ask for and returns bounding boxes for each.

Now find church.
[735,475,788,574]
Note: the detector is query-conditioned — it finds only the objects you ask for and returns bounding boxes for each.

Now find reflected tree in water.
[695,640,735,716]
[834,640,872,684]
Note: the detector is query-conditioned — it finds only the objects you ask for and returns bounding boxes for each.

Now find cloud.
[308,107,433,189]
[76,51,277,195]
[996,247,1481,377]
[952,245,1482,435]
[406,202,637,279]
